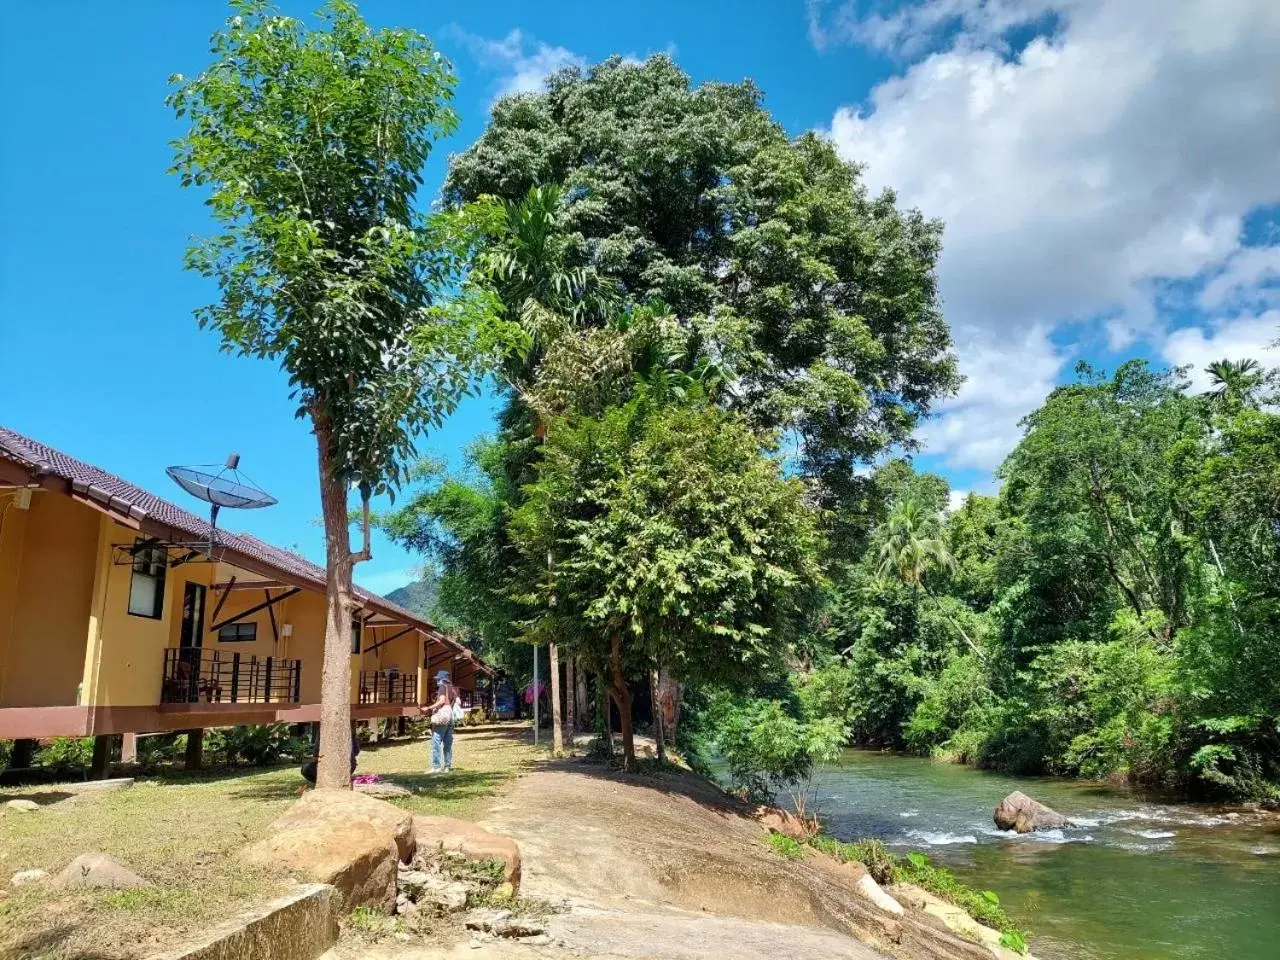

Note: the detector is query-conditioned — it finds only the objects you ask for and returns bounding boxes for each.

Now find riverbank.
[335,746,1040,960]
[813,750,1280,960]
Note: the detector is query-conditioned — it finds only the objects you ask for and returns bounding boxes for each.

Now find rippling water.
[813,751,1280,959]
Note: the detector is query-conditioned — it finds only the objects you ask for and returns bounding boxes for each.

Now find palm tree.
[1204,358,1264,409]
[875,498,984,660]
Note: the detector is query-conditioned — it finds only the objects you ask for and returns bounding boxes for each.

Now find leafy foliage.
[445,54,959,505]
[709,696,846,804]
[34,737,95,775]
[169,0,515,497]
[811,359,1280,800]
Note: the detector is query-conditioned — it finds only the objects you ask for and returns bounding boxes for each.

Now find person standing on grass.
[426,670,462,774]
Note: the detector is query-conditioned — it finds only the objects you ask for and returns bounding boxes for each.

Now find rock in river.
[994,791,1072,834]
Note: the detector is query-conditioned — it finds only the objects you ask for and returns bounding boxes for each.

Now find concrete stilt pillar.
[9,739,36,770]
[185,728,204,770]
[120,733,138,765]
[90,735,113,780]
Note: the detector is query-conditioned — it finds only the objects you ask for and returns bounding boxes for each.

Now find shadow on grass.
[130,762,300,788]
[1,789,76,806]
[385,768,514,802]
[1,921,81,960]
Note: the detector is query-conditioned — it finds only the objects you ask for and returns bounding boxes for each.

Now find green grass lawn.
[0,724,535,960]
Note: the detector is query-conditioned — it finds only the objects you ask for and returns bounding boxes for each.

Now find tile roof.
[0,425,490,672]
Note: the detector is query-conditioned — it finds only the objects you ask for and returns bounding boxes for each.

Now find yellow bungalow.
[0,426,493,771]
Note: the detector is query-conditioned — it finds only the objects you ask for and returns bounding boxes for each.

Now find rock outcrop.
[242,789,414,912]
[53,853,148,890]
[835,859,904,915]
[753,805,808,841]
[993,791,1071,834]
[413,814,522,897]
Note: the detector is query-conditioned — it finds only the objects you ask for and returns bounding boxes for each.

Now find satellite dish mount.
[166,453,278,558]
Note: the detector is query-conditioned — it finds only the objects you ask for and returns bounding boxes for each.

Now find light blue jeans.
[431,723,454,771]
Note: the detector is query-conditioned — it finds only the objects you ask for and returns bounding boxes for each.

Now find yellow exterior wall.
[0,494,30,705]
[87,522,181,707]
[0,490,454,715]
[0,493,98,708]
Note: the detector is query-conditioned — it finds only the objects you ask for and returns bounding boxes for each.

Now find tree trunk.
[564,657,576,744]
[550,642,564,752]
[609,634,635,770]
[650,667,665,763]
[315,411,356,790]
[575,659,588,732]
[184,729,204,770]
[923,587,985,661]
[655,665,681,748]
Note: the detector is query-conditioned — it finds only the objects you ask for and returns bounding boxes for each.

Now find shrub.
[802,835,1028,949]
[895,850,1023,941]
[136,733,187,771]
[714,699,846,805]
[35,737,94,775]
[765,832,805,860]
[206,724,308,766]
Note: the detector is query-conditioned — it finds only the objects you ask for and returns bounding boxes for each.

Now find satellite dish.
[166,453,277,546]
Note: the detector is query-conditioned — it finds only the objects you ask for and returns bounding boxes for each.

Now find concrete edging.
[146,883,339,960]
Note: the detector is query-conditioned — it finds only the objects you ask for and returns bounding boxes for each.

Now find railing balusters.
[161,649,302,706]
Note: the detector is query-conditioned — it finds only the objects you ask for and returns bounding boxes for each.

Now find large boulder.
[412,815,522,897]
[242,789,414,912]
[273,789,415,862]
[993,791,1072,834]
[53,853,148,890]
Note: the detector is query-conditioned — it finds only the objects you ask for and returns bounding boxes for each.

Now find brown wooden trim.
[364,625,416,655]
[209,575,237,624]
[265,589,280,644]
[210,578,286,591]
[211,588,300,631]
[0,706,93,738]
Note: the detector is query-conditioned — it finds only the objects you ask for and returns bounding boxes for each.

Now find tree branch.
[351,489,373,565]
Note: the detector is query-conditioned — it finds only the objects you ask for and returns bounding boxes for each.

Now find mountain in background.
[385,571,440,620]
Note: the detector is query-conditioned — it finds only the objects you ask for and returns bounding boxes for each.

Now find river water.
[813,751,1280,960]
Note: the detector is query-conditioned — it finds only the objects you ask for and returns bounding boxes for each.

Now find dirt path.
[334,740,1000,960]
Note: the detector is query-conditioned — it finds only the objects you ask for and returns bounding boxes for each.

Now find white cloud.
[919,325,1066,469]
[1161,311,1280,393]
[451,28,585,99]
[947,489,970,512]
[1198,245,1280,312]
[820,0,1280,471]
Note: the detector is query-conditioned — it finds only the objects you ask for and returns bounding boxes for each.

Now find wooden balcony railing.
[358,669,417,705]
[161,648,301,705]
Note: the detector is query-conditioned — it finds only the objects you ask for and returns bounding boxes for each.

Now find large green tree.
[169,0,515,787]
[445,55,960,507]
[509,390,825,768]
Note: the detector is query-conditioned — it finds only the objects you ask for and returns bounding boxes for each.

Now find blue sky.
[3,1,1279,594]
